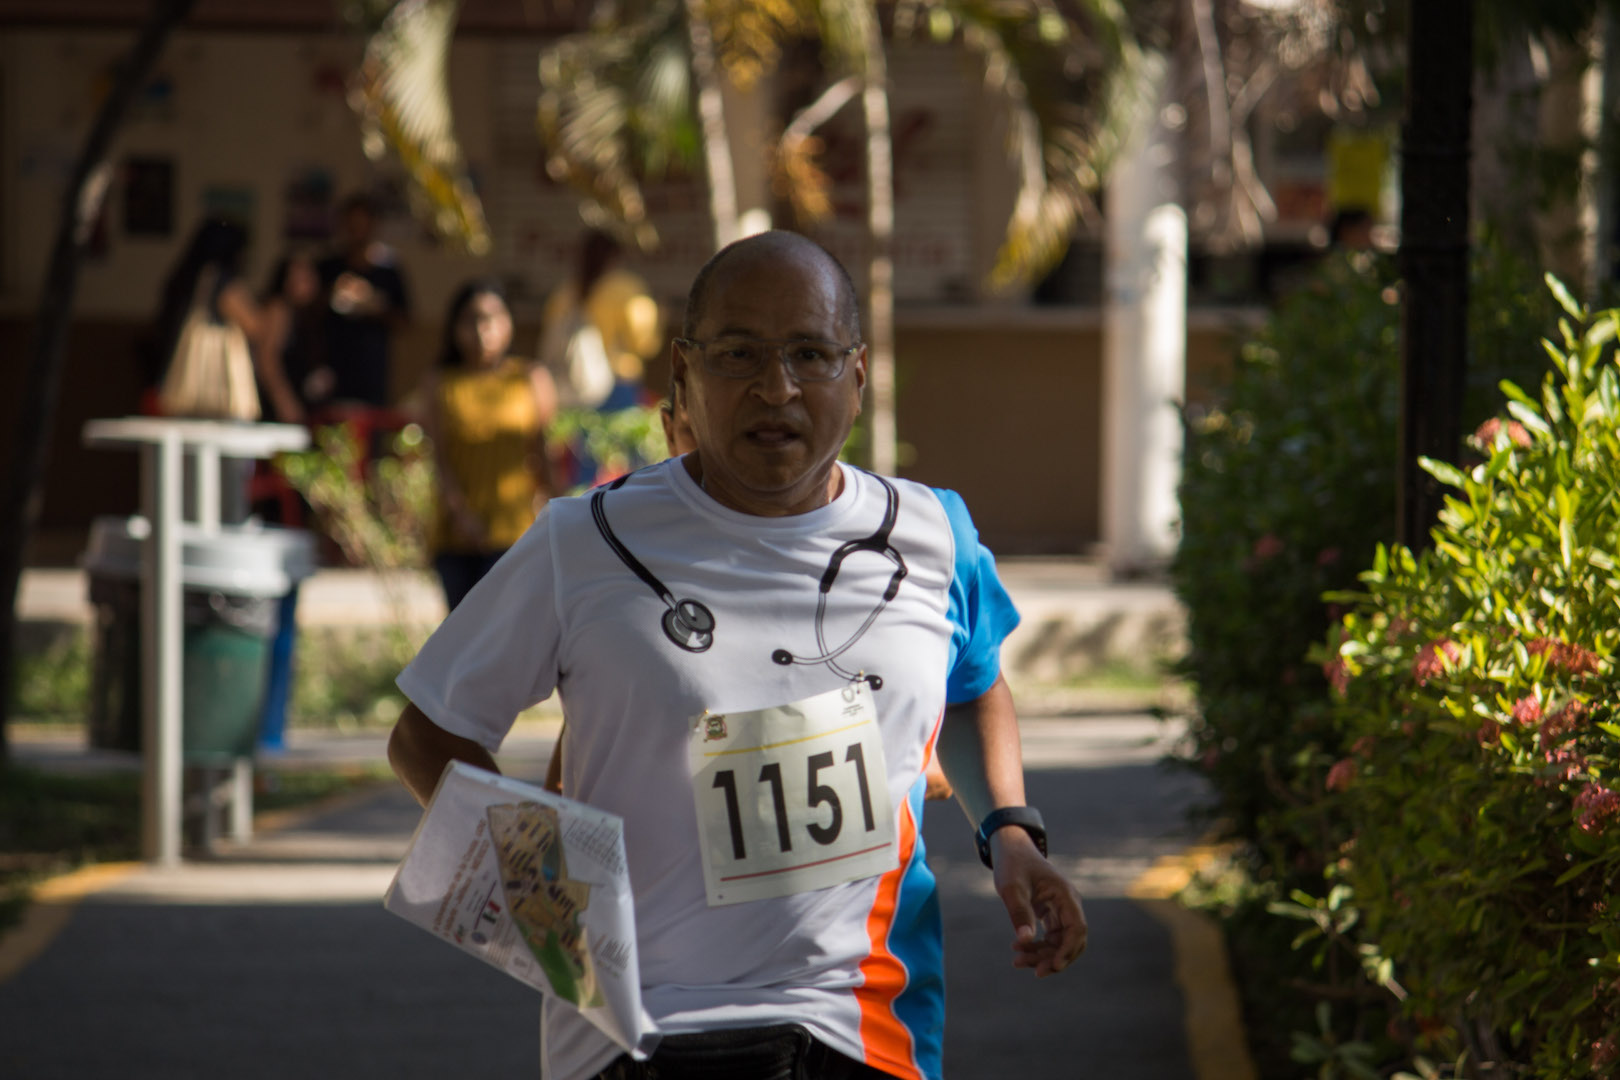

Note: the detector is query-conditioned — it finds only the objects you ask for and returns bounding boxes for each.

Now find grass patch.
[289,626,420,730]
[10,632,91,724]
[10,625,420,731]
[0,761,394,936]
[1060,657,1179,692]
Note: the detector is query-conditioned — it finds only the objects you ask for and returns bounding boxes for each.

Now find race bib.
[689,681,898,906]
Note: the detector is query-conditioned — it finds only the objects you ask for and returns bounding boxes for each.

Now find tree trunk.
[1397,0,1473,551]
[684,0,741,250]
[0,0,197,763]
[856,5,896,477]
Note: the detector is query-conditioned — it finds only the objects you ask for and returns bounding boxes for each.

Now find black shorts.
[588,1023,901,1079]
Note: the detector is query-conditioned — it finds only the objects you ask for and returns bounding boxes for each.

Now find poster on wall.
[284,165,334,241]
[123,156,174,237]
[202,185,256,232]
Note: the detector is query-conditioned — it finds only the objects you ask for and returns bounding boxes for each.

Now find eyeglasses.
[675,336,862,382]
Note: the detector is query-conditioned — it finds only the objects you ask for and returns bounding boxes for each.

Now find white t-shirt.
[398,459,1019,1080]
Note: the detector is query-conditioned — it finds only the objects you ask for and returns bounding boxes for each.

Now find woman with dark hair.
[150,218,264,411]
[422,279,558,610]
[254,250,327,423]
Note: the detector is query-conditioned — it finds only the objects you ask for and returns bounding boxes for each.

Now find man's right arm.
[388,702,502,807]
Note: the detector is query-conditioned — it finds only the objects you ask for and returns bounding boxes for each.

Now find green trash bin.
[83,516,313,763]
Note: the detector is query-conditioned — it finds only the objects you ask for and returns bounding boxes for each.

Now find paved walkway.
[0,714,1252,1080]
[3,561,1253,1078]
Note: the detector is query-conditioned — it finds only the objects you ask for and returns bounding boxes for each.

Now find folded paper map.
[385,761,655,1055]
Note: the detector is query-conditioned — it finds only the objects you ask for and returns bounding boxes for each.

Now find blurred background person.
[539,229,662,487]
[422,279,557,611]
[149,217,264,522]
[254,250,326,424]
[318,192,411,409]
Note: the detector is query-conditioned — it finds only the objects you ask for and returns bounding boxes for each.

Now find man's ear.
[852,345,868,408]
[671,341,692,400]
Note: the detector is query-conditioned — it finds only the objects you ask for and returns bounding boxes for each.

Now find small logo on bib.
[703,715,729,742]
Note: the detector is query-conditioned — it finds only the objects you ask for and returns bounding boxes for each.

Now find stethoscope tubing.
[589,468,905,674]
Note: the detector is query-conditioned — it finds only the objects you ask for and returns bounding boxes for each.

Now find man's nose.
[751,352,802,403]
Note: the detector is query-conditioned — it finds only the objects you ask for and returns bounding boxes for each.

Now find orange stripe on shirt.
[855,799,924,1080]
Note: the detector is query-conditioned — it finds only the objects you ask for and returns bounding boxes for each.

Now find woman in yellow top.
[423,280,558,611]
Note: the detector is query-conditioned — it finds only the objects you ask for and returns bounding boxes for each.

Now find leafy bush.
[1171,242,1555,860]
[276,423,435,573]
[10,630,90,723]
[1306,292,1620,1076]
[288,626,419,730]
[548,404,668,491]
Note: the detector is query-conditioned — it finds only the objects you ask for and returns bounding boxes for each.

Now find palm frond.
[351,0,491,254]
[707,0,814,90]
[537,0,701,251]
[895,0,1143,289]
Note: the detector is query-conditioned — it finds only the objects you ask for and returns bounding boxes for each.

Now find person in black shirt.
[316,192,411,407]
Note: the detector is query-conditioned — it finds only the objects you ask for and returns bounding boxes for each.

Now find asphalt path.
[0,714,1209,1079]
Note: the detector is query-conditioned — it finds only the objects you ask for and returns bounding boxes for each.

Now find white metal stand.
[83,418,309,865]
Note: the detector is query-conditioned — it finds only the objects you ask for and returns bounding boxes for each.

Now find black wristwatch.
[974,806,1048,869]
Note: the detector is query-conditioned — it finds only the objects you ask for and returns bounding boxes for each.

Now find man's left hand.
[990,828,1087,977]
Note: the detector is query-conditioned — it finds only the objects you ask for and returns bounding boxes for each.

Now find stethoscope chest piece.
[593,470,902,678]
[664,598,716,652]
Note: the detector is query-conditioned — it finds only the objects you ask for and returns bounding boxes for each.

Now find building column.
[1102,55,1187,575]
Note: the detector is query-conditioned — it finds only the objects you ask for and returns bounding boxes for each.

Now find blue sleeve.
[935,488,1020,704]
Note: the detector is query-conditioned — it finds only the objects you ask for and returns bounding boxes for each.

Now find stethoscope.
[589,469,907,689]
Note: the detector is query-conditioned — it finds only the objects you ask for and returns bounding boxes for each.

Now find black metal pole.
[1397,0,1474,551]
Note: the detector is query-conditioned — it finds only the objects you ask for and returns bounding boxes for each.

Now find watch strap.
[974,806,1048,869]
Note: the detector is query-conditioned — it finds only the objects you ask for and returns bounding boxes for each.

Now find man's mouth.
[745,423,803,447]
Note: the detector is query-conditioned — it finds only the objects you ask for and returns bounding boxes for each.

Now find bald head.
[683,231,861,341]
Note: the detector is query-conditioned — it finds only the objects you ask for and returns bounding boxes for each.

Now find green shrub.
[10,630,90,723]
[288,626,420,730]
[1171,241,1555,862]
[1308,290,1620,1076]
[548,404,668,491]
[276,422,435,573]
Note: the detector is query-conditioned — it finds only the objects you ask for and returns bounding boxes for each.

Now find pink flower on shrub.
[1545,746,1589,783]
[1575,783,1620,834]
[1473,417,1532,448]
[1385,616,1416,642]
[1592,1035,1619,1072]
[1511,695,1542,726]
[1316,547,1342,568]
[1323,657,1352,696]
[1325,758,1357,792]
[1540,701,1590,743]
[1528,638,1602,676]
[1351,735,1377,758]
[1413,639,1462,685]
[1252,533,1285,561]
[1477,720,1502,746]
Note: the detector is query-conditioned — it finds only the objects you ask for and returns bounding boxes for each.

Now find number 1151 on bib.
[688,682,899,906]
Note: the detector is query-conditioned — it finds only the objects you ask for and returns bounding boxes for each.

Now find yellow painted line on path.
[1126,842,1258,1080]
[0,862,141,984]
[0,776,398,986]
